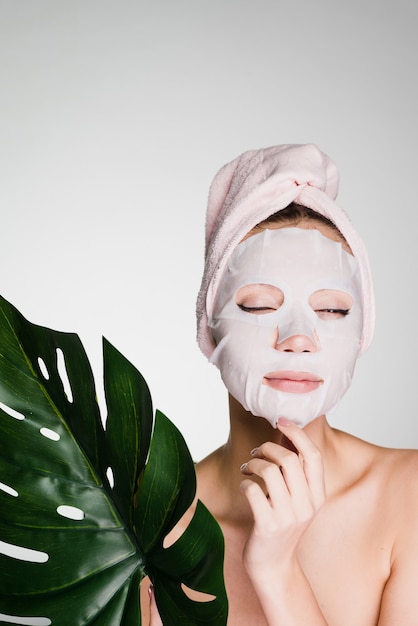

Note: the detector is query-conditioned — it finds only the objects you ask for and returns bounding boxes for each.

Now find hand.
[240,418,325,581]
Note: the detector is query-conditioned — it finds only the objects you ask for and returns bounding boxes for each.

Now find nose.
[272,303,321,353]
[276,333,319,353]
[272,327,320,353]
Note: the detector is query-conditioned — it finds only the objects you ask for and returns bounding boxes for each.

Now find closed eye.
[236,284,284,315]
[314,308,350,320]
[310,290,353,320]
[238,304,278,314]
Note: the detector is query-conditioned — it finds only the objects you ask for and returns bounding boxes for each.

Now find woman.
[144,144,418,624]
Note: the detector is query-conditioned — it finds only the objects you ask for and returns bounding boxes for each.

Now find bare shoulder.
[370,446,418,623]
[337,428,418,489]
[334,429,418,521]
[390,448,418,522]
[374,444,418,494]
[364,442,418,537]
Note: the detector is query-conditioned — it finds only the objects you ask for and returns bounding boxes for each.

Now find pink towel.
[196,143,375,358]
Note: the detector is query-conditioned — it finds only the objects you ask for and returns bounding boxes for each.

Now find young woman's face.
[209,223,363,428]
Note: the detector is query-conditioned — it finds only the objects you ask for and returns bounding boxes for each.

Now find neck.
[226,393,337,457]
[198,394,344,525]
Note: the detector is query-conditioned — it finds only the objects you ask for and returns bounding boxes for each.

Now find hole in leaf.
[106,466,115,488]
[181,583,216,603]
[37,357,49,380]
[0,482,18,497]
[163,506,195,548]
[56,348,73,403]
[56,505,85,521]
[0,540,49,563]
[0,402,25,421]
[0,613,51,625]
[40,427,60,442]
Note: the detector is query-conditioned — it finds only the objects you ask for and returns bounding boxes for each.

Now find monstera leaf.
[0,295,227,625]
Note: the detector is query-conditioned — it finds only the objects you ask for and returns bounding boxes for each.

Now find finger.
[246,448,311,506]
[241,457,316,532]
[246,442,319,521]
[250,442,311,498]
[242,457,290,499]
[276,418,325,506]
[240,475,274,519]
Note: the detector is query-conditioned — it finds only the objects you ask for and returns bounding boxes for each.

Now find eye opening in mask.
[309,289,353,320]
[235,284,284,314]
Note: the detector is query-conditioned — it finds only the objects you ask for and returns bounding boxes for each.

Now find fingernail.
[250,447,258,456]
[240,462,247,471]
[277,417,292,427]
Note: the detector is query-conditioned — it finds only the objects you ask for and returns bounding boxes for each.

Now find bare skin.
[194,400,418,625]
[142,220,418,624]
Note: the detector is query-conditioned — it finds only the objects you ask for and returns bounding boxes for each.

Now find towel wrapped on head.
[196,143,375,358]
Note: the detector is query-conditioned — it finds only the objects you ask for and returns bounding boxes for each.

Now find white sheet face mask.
[209,227,363,428]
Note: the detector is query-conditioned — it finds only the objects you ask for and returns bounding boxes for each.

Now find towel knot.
[197,143,374,358]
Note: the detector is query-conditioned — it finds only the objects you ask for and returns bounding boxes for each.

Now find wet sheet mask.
[209,227,363,428]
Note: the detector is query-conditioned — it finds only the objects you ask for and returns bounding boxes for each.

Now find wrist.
[245,554,300,592]
[246,558,328,626]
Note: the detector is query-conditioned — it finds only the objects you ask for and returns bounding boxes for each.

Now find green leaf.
[135,410,196,554]
[104,339,153,527]
[0,295,228,625]
[136,412,228,625]
[151,500,228,625]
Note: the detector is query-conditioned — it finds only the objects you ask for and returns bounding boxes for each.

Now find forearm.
[248,559,328,626]
[240,422,328,624]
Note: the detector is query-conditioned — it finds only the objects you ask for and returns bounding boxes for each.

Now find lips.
[263,370,323,394]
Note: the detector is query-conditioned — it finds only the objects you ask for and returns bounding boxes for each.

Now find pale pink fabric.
[196,143,375,357]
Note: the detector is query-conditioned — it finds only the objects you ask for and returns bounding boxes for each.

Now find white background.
[0,0,416,461]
